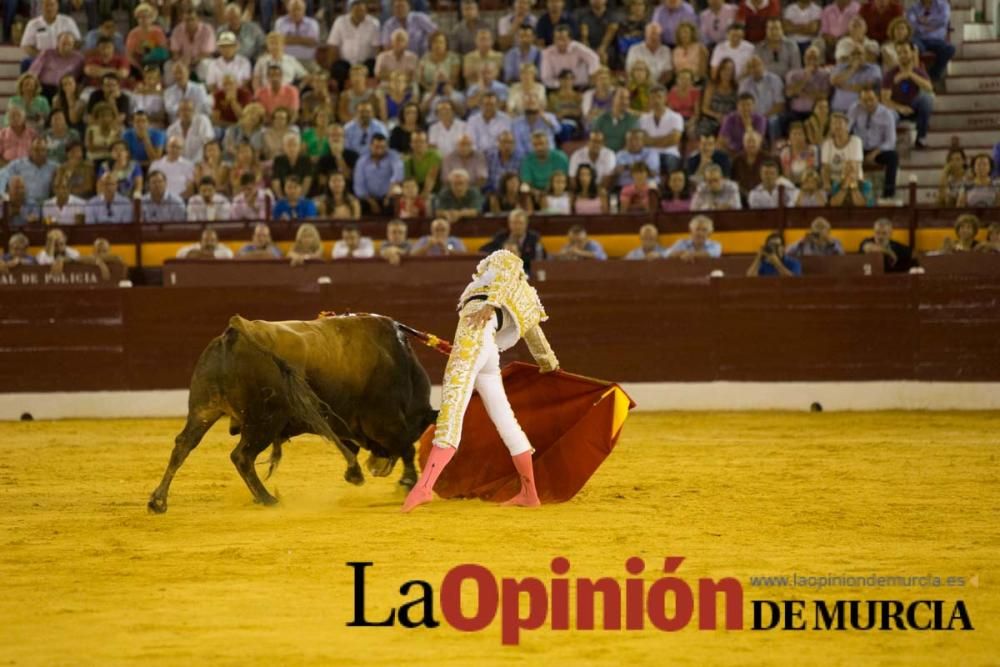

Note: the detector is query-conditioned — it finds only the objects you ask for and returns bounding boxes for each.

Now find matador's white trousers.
[432,308,532,456]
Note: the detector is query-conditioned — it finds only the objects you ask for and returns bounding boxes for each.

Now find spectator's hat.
[218,32,237,46]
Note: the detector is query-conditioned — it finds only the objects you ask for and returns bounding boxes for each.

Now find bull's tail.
[222,317,358,471]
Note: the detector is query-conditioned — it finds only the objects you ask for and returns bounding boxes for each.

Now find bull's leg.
[148,410,222,514]
[398,442,417,489]
[342,440,365,486]
[230,431,280,506]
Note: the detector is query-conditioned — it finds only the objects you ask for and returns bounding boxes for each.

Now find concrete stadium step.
[930,111,1000,131]
[0,78,16,95]
[963,24,997,42]
[0,45,23,61]
[899,166,957,188]
[902,145,995,167]
[923,129,1000,148]
[949,58,1000,76]
[944,76,1000,94]
[961,39,1000,59]
[933,93,1000,113]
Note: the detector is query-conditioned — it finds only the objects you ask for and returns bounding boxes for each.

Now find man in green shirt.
[433,168,484,222]
[519,130,569,202]
[592,88,637,151]
[403,131,442,197]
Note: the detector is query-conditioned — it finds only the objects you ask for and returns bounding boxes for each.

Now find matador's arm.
[523,325,559,373]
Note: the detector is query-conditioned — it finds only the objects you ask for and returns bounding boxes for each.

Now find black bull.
[148,314,437,513]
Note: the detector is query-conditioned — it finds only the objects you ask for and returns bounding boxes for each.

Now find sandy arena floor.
[0,412,997,666]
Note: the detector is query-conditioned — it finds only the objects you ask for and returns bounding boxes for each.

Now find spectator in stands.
[84,101,120,163]
[881,17,913,71]
[271,133,312,199]
[738,0,781,44]
[696,57,737,137]
[187,177,232,222]
[664,215,721,260]
[170,6,216,77]
[237,223,283,258]
[672,23,707,83]
[738,57,785,144]
[397,178,428,218]
[490,172,530,214]
[0,106,36,166]
[230,172,274,221]
[56,141,94,198]
[122,111,165,167]
[652,0,697,48]
[4,176,34,226]
[1,232,35,269]
[380,218,411,265]
[441,134,487,190]
[287,223,324,265]
[557,224,608,261]
[821,112,862,191]
[804,97,830,146]
[344,101,388,156]
[333,225,376,259]
[411,217,466,256]
[547,70,583,138]
[835,16,879,64]
[906,0,953,85]
[749,159,797,209]
[504,24,542,84]
[536,0,577,48]
[700,0,737,49]
[218,3,266,62]
[849,86,899,199]
[784,0,822,56]
[126,4,168,73]
[957,154,1000,208]
[830,44,881,114]
[687,133,732,183]
[787,217,845,257]
[976,222,1000,254]
[860,218,911,272]
[484,129,522,196]
[511,93,559,155]
[463,29,503,85]
[43,110,77,163]
[619,162,658,213]
[53,74,85,133]
[829,160,875,207]
[376,31,420,85]
[301,72,336,124]
[785,46,830,124]
[710,22,754,78]
[354,134,404,215]
[178,228,234,259]
[453,0,491,53]
[200,31,252,91]
[731,129,768,198]
[86,73,130,127]
[639,85,683,174]
[880,43,934,150]
[28,31,83,98]
[747,231,801,276]
[575,0,620,65]
[42,177,85,225]
[164,63,211,123]
[614,128,660,188]
[230,143,265,195]
[467,91,512,156]
[167,99,215,163]
[404,130,442,198]
[388,102,424,154]
[581,66,615,127]
[434,168,483,222]
[194,142,232,197]
[624,223,668,260]
[131,66,166,128]
[417,31,461,91]
[254,32,307,91]
[938,148,969,207]
[4,73,48,134]
[660,169,692,212]
[255,62,300,123]
[625,23,673,86]
[36,228,81,265]
[314,172,359,220]
[19,0,80,61]
[328,0,381,89]
[569,130,616,190]
[382,0,437,56]
[141,170,187,223]
[692,163,741,210]
[755,18,800,81]
[479,208,547,268]
[820,0,860,60]
[779,122,819,186]
[794,168,828,207]
[272,175,317,220]
[98,140,143,199]
[427,99,467,158]
[6,137,57,209]
[593,88,637,153]
[571,163,608,214]
[520,130,569,201]
[938,213,981,254]
[85,172,133,224]
[274,0,320,70]
[860,0,902,44]
[150,135,196,199]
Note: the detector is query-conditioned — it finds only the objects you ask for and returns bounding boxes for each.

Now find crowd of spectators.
[0,0,997,275]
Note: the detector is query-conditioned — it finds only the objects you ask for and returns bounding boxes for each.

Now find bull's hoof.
[345,464,365,486]
[397,473,416,490]
[147,496,167,514]
[366,454,397,477]
[254,495,279,507]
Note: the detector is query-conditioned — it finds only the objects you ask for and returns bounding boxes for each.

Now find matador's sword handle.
[319,310,454,356]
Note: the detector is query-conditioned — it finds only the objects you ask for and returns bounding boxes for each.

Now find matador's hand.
[464,306,495,329]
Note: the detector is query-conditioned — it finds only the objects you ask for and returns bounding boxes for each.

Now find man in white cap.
[201,31,252,91]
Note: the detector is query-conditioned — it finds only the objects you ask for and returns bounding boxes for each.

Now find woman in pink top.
[667,69,702,126]
[672,22,708,82]
[572,164,608,214]
[660,169,692,212]
[620,162,658,214]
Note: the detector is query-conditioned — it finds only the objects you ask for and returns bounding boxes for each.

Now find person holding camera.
[746,231,801,277]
